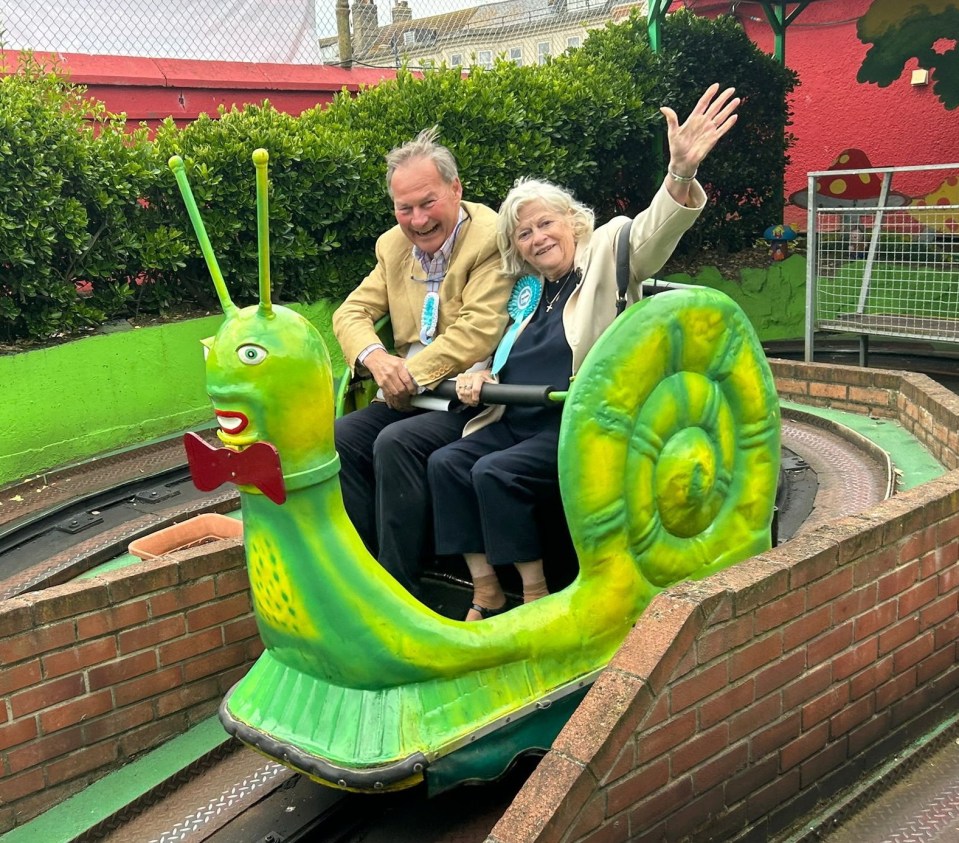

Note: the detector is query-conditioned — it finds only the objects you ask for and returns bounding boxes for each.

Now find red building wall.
[8,51,395,130]
[671,0,959,225]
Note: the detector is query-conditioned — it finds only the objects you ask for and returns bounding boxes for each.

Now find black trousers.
[427,420,560,567]
[334,402,472,596]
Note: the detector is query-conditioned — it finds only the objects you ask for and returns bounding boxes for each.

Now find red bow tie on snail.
[183,432,287,504]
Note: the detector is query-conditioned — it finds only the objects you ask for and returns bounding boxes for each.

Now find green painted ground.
[781,400,946,490]
[0,718,230,843]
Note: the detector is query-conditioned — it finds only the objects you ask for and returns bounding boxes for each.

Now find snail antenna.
[253,149,273,317]
[168,155,237,316]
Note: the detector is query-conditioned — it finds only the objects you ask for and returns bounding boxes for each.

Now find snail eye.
[237,344,268,365]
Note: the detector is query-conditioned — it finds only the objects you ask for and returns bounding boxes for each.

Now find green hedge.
[0,55,165,340]
[0,11,794,342]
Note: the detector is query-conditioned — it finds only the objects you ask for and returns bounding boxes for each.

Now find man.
[333,127,510,597]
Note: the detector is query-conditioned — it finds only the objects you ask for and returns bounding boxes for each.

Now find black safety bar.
[431,380,565,407]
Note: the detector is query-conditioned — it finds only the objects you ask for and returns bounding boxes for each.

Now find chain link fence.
[1,0,644,67]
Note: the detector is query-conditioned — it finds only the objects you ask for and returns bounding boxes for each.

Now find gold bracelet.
[668,168,697,183]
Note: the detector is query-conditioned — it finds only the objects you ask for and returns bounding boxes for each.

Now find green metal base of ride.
[425,684,590,796]
[219,665,593,795]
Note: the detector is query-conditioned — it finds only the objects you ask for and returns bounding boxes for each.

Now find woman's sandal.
[466,602,507,621]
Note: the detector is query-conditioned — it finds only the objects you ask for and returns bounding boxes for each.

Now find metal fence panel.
[804,163,959,363]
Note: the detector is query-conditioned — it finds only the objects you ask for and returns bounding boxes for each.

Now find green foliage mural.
[858,0,959,109]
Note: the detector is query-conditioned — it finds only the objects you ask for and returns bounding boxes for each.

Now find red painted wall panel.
[3,51,395,130]
[670,0,959,224]
[741,1,956,218]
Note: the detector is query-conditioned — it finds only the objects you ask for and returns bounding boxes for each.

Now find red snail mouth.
[215,409,249,434]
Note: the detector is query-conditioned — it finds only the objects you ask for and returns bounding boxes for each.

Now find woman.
[427,84,740,620]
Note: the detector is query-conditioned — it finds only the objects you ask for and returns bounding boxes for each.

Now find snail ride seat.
[332,280,701,607]
[170,150,781,796]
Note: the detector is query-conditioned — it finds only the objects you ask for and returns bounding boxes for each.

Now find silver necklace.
[544,270,576,312]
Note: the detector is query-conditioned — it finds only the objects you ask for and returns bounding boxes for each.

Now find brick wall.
[0,540,260,833]
[490,361,959,842]
[773,361,959,471]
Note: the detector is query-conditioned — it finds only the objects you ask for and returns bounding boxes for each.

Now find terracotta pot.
[128,513,243,561]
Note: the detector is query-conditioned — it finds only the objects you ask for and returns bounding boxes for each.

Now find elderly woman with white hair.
[427,84,740,620]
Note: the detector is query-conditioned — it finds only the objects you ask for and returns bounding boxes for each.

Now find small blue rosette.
[492,275,541,375]
[419,290,440,345]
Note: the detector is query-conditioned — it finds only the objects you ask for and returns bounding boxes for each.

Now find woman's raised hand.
[660,83,740,179]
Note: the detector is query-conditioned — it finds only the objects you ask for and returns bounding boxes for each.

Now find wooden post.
[336,0,354,68]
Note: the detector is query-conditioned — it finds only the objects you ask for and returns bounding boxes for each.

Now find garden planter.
[128,513,243,560]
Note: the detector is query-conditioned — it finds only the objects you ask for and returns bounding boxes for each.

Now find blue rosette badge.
[492,275,541,375]
[419,290,440,345]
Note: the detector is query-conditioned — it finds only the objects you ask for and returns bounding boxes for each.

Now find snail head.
[169,150,336,474]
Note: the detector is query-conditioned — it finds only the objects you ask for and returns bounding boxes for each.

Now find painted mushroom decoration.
[789,148,910,213]
[762,223,797,261]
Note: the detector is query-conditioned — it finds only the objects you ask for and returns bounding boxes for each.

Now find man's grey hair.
[385,126,460,195]
[497,178,595,278]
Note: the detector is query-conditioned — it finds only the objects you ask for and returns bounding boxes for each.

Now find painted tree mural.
[857,0,959,109]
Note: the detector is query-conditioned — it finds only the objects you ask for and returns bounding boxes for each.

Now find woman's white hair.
[496,178,595,278]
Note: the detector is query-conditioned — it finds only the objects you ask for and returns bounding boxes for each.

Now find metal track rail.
[0,464,236,599]
[0,465,192,559]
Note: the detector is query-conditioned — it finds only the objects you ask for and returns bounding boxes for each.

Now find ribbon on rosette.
[491,275,541,376]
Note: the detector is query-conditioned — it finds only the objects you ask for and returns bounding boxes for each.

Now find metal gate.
[803,162,959,365]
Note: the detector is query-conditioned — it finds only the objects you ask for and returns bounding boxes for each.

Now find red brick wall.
[0,540,260,832]
[490,362,959,842]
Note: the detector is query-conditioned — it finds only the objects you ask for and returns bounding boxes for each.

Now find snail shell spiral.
[559,287,780,589]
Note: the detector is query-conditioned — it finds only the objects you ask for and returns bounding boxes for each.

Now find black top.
[499,270,578,435]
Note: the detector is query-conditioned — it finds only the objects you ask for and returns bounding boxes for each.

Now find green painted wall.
[1,301,344,488]
[666,254,807,342]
